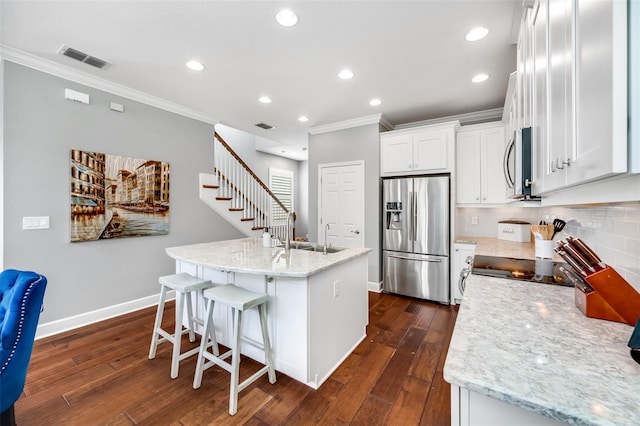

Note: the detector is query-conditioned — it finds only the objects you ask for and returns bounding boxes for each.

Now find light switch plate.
[23,216,50,230]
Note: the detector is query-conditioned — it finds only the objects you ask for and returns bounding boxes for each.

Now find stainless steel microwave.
[504,127,538,200]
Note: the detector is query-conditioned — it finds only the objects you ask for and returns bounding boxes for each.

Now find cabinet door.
[456,132,481,203]
[481,127,508,204]
[381,134,413,174]
[531,0,549,195]
[413,131,448,171]
[544,0,574,192]
[571,0,627,184]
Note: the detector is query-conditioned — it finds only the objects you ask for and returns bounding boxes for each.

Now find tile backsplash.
[456,202,640,291]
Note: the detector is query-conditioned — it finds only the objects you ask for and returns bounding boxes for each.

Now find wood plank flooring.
[14,292,458,425]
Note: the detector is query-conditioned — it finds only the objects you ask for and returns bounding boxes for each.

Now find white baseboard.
[367,281,383,293]
[35,290,174,339]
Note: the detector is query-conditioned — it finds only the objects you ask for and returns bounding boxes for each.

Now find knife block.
[578,266,640,326]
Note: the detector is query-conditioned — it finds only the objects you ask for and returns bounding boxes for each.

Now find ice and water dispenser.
[385,201,403,230]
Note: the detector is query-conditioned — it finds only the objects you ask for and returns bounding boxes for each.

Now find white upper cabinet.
[380,122,458,176]
[526,0,628,195]
[456,123,508,205]
[571,0,628,184]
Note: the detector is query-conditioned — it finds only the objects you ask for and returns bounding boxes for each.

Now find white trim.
[0,44,217,125]
[35,290,174,339]
[0,60,4,270]
[393,108,503,130]
[317,160,365,247]
[367,281,383,293]
[309,113,391,135]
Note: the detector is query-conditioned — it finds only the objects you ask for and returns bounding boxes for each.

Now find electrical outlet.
[471,216,478,225]
[333,280,340,298]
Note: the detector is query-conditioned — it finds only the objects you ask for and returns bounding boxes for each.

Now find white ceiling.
[0,1,520,161]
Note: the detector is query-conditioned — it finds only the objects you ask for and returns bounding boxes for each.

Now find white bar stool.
[192,284,276,415]
[148,272,212,378]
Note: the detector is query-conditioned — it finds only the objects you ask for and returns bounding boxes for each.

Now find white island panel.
[167,238,370,389]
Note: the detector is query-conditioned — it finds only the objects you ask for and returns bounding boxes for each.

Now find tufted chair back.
[0,269,47,424]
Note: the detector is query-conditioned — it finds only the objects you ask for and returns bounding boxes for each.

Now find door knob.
[350,230,360,235]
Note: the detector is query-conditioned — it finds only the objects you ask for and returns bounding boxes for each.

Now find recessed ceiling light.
[276,9,298,27]
[298,116,309,122]
[465,27,489,42]
[259,96,272,104]
[338,69,354,80]
[472,73,490,83]
[369,98,382,106]
[185,60,204,71]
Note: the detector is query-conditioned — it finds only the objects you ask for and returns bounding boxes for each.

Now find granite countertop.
[444,274,640,425]
[165,238,371,278]
[455,235,563,261]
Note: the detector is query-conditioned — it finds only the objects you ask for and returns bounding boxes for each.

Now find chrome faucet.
[285,211,295,250]
[323,223,330,255]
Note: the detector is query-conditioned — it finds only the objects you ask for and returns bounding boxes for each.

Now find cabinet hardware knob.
[551,160,557,173]
[562,158,571,167]
[556,158,565,170]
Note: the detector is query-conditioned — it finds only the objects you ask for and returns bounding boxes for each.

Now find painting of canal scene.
[70,149,170,242]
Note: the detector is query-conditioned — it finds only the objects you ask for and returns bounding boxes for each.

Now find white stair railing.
[212,132,292,236]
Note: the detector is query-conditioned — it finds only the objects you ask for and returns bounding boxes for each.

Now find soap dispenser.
[262,227,272,248]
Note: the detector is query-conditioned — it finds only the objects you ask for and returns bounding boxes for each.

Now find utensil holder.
[535,240,554,259]
[581,266,640,326]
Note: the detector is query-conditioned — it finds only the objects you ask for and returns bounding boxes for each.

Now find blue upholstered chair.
[0,269,47,425]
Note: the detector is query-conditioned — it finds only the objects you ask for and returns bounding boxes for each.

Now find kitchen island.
[165,238,371,389]
[444,274,640,425]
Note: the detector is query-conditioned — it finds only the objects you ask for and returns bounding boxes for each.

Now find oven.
[457,255,474,295]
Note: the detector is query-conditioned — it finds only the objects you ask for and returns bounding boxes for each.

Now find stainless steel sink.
[278,242,345,254]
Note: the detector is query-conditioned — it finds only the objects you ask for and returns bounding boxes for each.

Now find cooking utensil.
[552,219,566,239]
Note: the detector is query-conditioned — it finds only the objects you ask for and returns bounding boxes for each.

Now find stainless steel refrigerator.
[382,175,450,303]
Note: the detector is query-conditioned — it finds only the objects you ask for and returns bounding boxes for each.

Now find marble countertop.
[455,236,563,261]
[444,274,640,425]
[165,238,371,278]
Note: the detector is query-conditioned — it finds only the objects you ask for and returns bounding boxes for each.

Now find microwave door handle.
[504,139,515,189]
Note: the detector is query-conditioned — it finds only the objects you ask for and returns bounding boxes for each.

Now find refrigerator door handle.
[388,254,442,263]
[412,191,417,242]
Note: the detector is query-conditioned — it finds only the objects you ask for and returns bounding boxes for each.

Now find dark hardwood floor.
[15,292,458,425]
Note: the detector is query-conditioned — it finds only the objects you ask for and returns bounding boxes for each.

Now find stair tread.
[240,218,255,222]
[229,208,244,212]
[216,197,233,201]
[251,227,265,231]
[202,184,219,189]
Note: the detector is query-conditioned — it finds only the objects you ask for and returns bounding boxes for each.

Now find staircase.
[199,132,292,241]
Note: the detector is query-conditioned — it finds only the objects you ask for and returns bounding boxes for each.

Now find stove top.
[471,255,573,287]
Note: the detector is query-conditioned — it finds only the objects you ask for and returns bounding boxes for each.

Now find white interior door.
[319,162,365,248]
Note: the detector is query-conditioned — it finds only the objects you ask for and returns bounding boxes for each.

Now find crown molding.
[0,44,217,125]
[309,113,392,135]
[393,107,504,130]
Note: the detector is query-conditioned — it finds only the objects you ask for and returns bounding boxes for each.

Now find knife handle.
[561,242,597,275]
[572,238,605,268]
[555,248,588,277]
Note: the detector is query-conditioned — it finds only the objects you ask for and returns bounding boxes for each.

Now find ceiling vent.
[255,122,275,130]
[57,45,110,69]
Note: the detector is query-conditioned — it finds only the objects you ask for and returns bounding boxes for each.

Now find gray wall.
[308,123,381,283]
[3,62,244,323]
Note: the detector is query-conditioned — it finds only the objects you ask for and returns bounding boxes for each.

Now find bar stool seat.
[148,272,212,378]
[193,284,276,415]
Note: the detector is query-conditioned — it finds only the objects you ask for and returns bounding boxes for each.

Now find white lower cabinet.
[451,385,565,426]
[456,123,507,205]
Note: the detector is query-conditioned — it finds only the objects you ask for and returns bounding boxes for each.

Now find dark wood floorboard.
[15,292,458,425]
